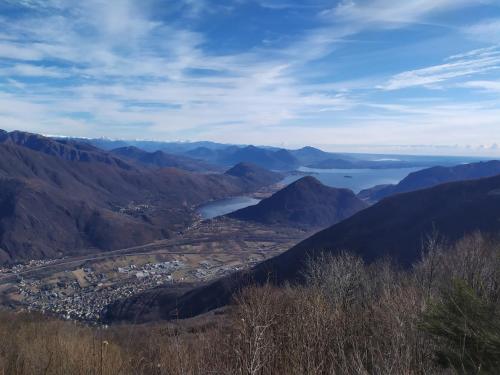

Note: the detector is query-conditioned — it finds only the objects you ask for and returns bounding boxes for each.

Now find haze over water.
[198,167,424,219]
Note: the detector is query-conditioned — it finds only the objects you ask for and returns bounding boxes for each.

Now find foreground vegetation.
[1,232,499,374]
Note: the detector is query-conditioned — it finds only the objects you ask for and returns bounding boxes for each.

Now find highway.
[0,227,305,284]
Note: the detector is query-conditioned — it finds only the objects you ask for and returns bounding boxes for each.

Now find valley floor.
[0,218,309,322]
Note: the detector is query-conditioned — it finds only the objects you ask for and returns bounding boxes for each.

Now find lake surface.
[197,166,424,219]
[198,196,261,220]
[298,166,424,193]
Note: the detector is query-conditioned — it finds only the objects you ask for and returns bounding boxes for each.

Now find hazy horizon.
[36,131,497,158]
[1,1,500,156]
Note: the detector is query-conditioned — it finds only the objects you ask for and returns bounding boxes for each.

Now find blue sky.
[1,0,500,155]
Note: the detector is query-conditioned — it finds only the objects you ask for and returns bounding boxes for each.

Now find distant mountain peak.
[225,162,265,176]
[298,146,321,151]
[111,145,218,172]
[223,162,283,192]
[243,145,259,150]
[288,175,322,186]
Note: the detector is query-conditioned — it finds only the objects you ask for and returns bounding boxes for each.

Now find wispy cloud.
[0,63,68,78]
[464,17,500,43]
[462,80,500,92]
[326,0,479,25]
[379,46,500,90]
[0,0,360,138]
[0,0,499,153]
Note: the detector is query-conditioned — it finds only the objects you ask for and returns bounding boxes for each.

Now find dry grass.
[0,232,499,374]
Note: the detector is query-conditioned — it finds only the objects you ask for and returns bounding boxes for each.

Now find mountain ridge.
[103,173,500,322]
[228,176,367,229]
[0,130,281,263]
[111,146,219,172]
[359,160,500,203]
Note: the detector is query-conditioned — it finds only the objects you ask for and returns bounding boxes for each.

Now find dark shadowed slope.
[104,174,500,322]
[359,160,500,203]
[228,176,367,229]
[224,162,283,191]
[0,131,281,264]
[0,130,132,167]
[110,146,219,172]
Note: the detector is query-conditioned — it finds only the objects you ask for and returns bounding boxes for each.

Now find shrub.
[421,280,500,374]
[0,233,498,374]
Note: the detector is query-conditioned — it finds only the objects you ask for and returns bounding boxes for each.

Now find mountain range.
[110,146,220,172]
[0,131,281,264]
[358,160,500,203]
[186,145,300,170]
[4,129,500,325]
[63,136,477,171]
[104,172,500,322]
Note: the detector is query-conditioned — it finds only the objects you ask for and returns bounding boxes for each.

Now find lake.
[197,196,261,220]
[197,166,424,219]
[298,166,424,193]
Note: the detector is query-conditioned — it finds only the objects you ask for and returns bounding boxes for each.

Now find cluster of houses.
[16,261,185,322]
[0,258,61,275]
[7,252,263,322]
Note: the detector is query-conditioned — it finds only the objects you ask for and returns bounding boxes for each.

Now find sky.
[1,0,500,155]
